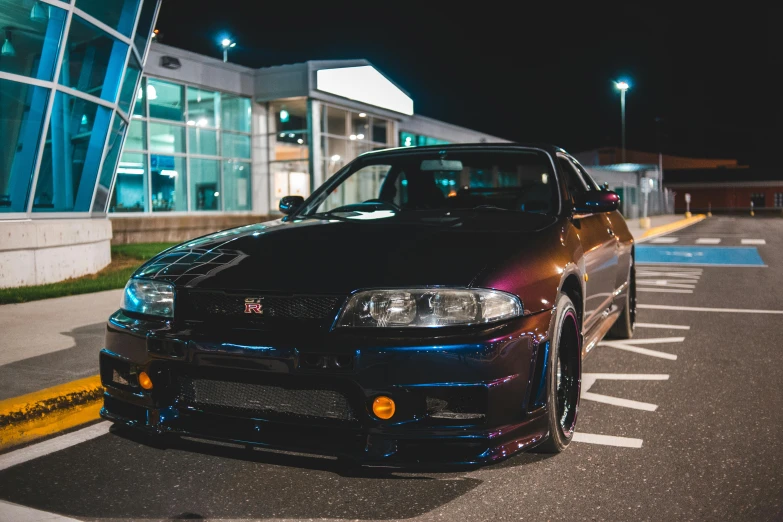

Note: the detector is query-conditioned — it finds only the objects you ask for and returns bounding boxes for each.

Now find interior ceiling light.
[2,31,15,57]
[30,2,48,22]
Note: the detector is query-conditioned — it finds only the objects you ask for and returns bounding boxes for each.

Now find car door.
[558,155,619,333]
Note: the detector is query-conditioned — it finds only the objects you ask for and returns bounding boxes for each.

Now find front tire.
[538,294,581,453]
[608,253,636,339]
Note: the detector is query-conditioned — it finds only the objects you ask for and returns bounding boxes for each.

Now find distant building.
[664,168,783,214]
[584,164,672,219]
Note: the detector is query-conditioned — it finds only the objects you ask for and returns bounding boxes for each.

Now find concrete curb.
[637,214,707,242]
[0,375,102,451]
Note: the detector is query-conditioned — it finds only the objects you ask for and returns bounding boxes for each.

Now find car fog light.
[372,396,395,420]
[138,371,153,390]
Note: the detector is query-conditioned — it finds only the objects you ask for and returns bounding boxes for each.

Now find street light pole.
[615,81,630,163]
[221,38,236,63]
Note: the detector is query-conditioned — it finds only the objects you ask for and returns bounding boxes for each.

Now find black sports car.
[100,144,635,465]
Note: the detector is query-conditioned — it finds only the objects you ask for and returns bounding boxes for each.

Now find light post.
[221,37,236,63]
[615,81,630,163]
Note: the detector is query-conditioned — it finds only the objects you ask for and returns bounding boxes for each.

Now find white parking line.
[581,392,658,411]
[583,373,671,381]
[0,500,81,521]
[0,422,111,472]
[649,237,679,244]
[695,238,721,244]
[637,280,697,289]
[572,432,643,448]
[741,239,766,245]
[636,288,693,294]
[615,337,685,344]
[635,322,690,330]
[598,340,678,360]
[638,271,702,278]
[639,304,783,314]
[581,373,669,411]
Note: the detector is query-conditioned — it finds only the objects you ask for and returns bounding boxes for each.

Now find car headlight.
[337,288,522,328]
[121,278,175,318]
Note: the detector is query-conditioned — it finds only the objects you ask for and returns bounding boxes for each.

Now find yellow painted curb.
[0,375,103,450]
[641,214,707,239]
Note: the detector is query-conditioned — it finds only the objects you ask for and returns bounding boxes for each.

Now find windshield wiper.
[470,205,516,211]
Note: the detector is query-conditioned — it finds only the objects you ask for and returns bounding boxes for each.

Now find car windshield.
[298,149,558,219]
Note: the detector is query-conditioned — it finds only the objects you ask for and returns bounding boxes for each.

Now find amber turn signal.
[372,396,395,420]
[138,371,153,390]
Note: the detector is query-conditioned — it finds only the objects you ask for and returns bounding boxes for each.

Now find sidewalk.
[0,213,704,450]
[625,213,705,241]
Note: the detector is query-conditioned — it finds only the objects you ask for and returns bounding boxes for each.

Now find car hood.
[134,211,558,295]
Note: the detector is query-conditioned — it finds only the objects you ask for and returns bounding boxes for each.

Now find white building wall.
[398,114,509,144]
[251,102,270,215]
[310,100,324,188]
[0,219,113,288]
[145,44,255,96]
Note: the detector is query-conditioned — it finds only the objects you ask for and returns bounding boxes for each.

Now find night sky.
[156,2,781,166]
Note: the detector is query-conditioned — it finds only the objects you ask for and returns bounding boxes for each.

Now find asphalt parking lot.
[1,216,781,521]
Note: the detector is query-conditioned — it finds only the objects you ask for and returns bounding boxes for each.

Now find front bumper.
[100,309,553,466]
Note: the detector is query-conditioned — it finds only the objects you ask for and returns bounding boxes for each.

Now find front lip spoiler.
[100,404,549,468]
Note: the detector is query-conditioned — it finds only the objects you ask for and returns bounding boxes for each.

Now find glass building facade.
[267,99,394,210]
[0,0,160,217]
[110,75,253,213]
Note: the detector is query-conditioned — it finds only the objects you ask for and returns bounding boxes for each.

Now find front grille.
[177,376,356,421]
[184,292,343,322]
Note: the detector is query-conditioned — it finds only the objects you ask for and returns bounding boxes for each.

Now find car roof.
[358,142,568,159]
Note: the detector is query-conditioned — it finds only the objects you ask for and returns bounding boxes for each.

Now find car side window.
[558,157,588,202]
[571,160,602,191]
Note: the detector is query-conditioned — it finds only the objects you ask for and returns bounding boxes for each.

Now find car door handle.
[607,227,614,236]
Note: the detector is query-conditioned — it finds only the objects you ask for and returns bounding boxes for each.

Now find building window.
[188,127,218,156]
[400,131,449,147]
[33,92,113,212]
[126,120,146,150]
[111,152,148,212]
[0,0,153,217]
[59,15,128,103]
[147,78,184,121]
[118,54,142,115]
[190,158,220,210]
[268,98,311,210]
[774,193,783,208]
[223,160,251,211]
[0,79,49,213]
[112,76,252,213]
[75,0,141,38]
[222,131,251,159]
[269,99,309,161]
[271,161,309,211]
[186,87,219,127]
[320,104,392,176]
[149,122,185,153]
[0,1,67,81]
[221,94,251,133]
[750,193,765,208]
[151,155,186,211]
[93,114,127,212]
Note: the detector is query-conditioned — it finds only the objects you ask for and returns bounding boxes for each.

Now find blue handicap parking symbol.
[636,245,765,266]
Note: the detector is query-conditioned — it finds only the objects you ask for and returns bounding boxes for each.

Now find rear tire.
[538,294,581,453]
[608,253,636,339]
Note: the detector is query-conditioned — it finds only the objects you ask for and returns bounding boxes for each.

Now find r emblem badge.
[244,298,263,314]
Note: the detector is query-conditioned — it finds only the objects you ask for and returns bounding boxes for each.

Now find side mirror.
[573,191,620,214]
[279,195,304,215]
